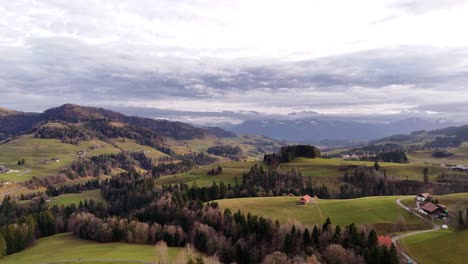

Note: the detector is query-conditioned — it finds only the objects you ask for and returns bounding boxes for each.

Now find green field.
[408,148,468,166]
[0,233,182,264]
[279,158,447,190]
[49,189,106,206]
[155,157,449,190]
[0,134,120,181]
[113,138,169,161]
[216,196,429,233]
[155,160,260,187]
[399,229,468,264]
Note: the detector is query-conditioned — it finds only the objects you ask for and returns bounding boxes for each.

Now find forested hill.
[0,104,233,141]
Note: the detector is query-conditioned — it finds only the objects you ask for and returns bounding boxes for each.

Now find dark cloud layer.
[1,0,468,124]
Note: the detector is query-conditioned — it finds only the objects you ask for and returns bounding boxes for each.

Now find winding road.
[392,198,441,264]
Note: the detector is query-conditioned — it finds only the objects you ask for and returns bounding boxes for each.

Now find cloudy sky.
[1,0,468,124]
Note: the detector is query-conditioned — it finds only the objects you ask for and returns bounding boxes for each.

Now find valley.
[1,104,468,263]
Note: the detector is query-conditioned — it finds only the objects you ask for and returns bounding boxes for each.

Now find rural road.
[18,168,32,176]
[392,197,441,264]
[0,185,28,196]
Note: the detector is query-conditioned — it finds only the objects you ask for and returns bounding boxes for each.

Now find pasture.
[0,233,182,264]
[216,196,429,233]
[0,134,120,181]
[49,189,107,206]
[399,229,468,264]
[155,160,260,187]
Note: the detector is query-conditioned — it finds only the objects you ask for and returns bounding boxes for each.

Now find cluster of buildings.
[440,164,468,172]
[41,158,60,164]
[0,165,18,174]
[341,154,375,161]
[415,193,448,218]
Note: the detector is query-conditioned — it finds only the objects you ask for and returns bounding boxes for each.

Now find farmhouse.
[418,202,447,217]
[416,193,431,202]
[297,195,314,205]
[0,165,9,173]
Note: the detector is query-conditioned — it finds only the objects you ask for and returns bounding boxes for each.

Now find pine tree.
[312,225,320,245]
[367,230,378,249]
[303,228,311,247]
[423,167,429,184]
[333,225,342,243]
[322,217,331,232]
[389,244,400,264]
[374,161,381,171]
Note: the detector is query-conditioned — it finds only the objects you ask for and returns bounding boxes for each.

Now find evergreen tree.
[312,225,320,245]
[389,244,400,264]
[322,217,331,232]
[374,161,381,171]
[367,230,378,249]
[303,228,311,247]
[423,167,429,184]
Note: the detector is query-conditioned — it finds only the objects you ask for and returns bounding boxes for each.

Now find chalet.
[416,193,431,202]
[419,202,447,217]
[297,195,313,205]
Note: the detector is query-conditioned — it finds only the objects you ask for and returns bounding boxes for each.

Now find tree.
[373,161,380,171]
[312,225,320,245]
[303,228,311,247]
[389,244,399,264]
[423,167,429,184]
[367,230,378,249]
[322,217,332,232]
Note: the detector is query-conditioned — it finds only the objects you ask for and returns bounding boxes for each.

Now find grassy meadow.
[113,138,169,161]
[48,189,106,206]
[0,233,182,264]
[216,196,429,233]
[0,134,120,182]
[399,229,468,264]
[155,160,260,187]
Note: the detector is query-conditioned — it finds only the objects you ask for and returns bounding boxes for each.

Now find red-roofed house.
[419,202,447,216]
[297,195,313,205]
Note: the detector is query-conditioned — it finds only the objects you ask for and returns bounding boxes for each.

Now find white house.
[416,193,431,202]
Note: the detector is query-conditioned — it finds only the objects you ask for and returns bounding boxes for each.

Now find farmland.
[155,160,261,187]
[0,233,182,264]
[399,229,468,264]
[216,196,429,233]
[48,189,106,206]
[0,134,120,181]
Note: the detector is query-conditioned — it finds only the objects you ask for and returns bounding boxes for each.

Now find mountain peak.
[44,104,125,122]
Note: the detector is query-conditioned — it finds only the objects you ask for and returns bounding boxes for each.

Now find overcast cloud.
[1,0,468,124]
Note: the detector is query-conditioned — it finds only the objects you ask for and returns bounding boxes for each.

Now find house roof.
[421,202,440,213]
[298,195,312,203]
[419,193,431,198]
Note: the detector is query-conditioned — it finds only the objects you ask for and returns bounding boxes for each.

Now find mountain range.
[0,104,235,141]
[221,118,457,145]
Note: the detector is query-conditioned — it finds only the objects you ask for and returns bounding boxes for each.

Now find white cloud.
[1,0,468,122]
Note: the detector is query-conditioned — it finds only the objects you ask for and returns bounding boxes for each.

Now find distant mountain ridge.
[0,104,234,141]
[222,118,457,144]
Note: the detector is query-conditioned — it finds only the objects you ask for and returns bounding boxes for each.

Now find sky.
[1,0,468,125]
